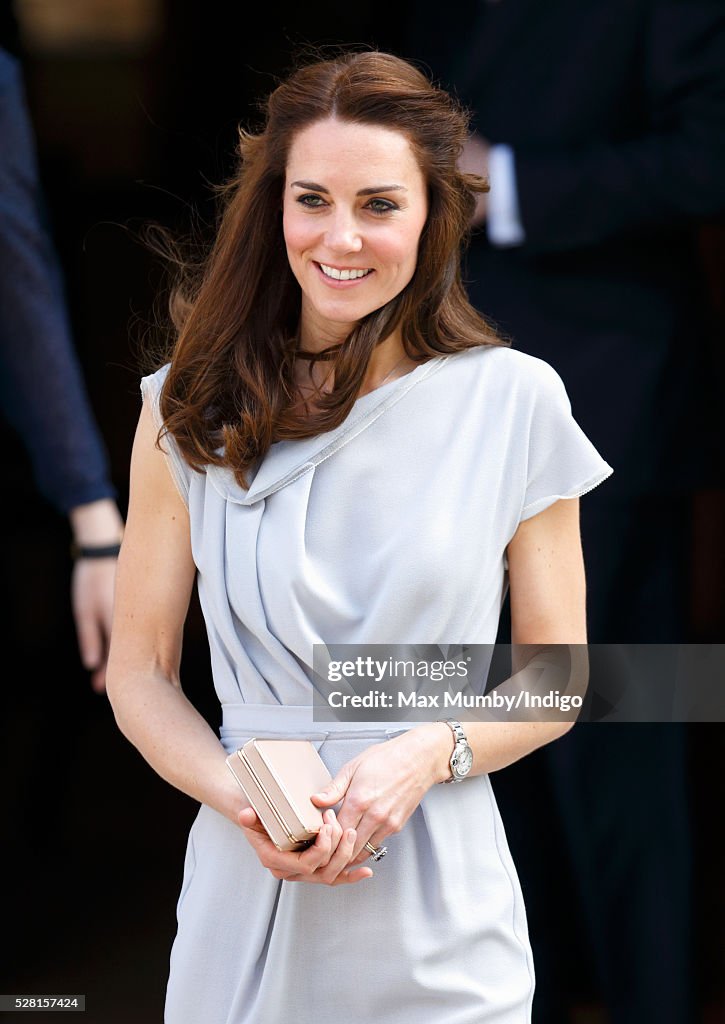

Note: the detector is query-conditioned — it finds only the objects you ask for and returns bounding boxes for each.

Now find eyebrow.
[290,180,408,196]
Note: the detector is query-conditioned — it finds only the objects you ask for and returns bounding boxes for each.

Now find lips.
[316,261,374,284]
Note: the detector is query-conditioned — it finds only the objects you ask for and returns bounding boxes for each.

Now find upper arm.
[106,396,197,697]
[506,496,587,644]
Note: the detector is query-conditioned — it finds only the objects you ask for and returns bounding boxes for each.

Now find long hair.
[155,50,509,491]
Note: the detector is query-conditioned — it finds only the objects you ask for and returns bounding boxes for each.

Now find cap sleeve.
[520,360,613,523]
[139,363,193,509]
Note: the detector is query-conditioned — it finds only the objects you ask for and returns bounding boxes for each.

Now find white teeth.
[319,263,372,281]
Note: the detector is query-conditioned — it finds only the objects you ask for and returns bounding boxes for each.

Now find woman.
[106,50,612,1022]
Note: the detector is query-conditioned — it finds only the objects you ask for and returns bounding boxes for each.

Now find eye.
[296,193,327,208]
[366,198,398,215]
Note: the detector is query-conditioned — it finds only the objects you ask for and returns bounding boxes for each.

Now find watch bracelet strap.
[440,718,466,783]
[445,719,466,745]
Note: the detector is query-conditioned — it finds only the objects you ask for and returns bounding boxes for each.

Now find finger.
[357,836,388,863]
[283,865,373,885]
[316,810,342,865]
[237,806,272,839]
[238,809,312,873]
[259,824,334,879]
[350,844,384,867]
[345,812,387,863]
[339,865,374,884]
[90,636,110,694]
[277,820,374,885]
[283,830,375,884]
[320,827,362,883]
[91,664,107,694]
[310,770,349,807]
[76,614,102,673]
[324,830,376,885]
[323,808,343,840]
[296,822,335,872]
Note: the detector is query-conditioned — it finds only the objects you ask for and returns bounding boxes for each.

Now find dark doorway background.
[1,3,724,1022]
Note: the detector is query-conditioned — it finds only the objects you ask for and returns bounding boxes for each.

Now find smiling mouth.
[317,262,374,282]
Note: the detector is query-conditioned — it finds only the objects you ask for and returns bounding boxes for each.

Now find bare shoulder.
[119,399,195,605]
[123,395,195,582]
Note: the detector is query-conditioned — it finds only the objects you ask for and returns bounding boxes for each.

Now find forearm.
[108,670,247,825]
[419,644,584,782]
[419,718,573,786]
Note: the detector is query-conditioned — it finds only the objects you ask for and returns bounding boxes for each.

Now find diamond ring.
[364,841,388,862]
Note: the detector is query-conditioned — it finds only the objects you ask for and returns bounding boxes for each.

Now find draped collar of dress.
[205,354,450,506]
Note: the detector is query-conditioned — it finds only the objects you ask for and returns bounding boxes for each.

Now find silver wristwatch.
[440,719,473,783]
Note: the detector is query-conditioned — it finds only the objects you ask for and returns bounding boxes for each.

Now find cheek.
[282,208,314,263]
[379,224,425,279]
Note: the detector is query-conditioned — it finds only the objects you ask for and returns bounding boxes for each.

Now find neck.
[297,313,350,355]
[293,327,417,398]
[360,331,416,392]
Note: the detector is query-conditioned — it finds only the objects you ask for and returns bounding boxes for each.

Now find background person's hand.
[237,805,374,885]
[69,498,124,694]
[71,557,117,693]
[310,723,448,867]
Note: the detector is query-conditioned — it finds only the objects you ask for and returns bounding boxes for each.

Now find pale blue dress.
[140,344,613,1024]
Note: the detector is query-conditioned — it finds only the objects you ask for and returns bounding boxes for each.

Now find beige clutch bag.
[225,738,333,852]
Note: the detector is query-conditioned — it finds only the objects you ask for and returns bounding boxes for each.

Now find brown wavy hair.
[155,49,509,491]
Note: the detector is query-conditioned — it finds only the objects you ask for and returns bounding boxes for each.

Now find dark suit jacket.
[406,0,725,496]
[0,46,115,514]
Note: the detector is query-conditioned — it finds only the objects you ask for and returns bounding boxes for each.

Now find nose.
[323,208,363,254]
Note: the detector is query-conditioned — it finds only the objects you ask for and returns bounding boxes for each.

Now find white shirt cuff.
[487,143,526,247]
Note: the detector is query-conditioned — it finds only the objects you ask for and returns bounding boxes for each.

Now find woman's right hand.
[237,806,375,886]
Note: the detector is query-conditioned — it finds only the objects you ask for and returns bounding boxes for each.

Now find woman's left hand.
[310,723,450,866]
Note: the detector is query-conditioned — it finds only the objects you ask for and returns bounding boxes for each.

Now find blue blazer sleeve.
[0,47,116,515]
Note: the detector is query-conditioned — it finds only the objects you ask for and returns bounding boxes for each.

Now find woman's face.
[283,117,429,345]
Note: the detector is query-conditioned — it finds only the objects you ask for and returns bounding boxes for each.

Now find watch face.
[454,745,473,777]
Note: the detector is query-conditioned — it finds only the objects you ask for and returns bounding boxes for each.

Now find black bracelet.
[70,541,122,560]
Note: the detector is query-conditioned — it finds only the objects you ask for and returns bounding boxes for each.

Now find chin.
[311,299,373,326]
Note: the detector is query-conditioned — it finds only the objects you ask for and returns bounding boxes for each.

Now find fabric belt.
[219,702,420,753]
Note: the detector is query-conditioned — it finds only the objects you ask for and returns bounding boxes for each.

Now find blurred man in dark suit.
[0,35,124,688]
[405,2,725,1020]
